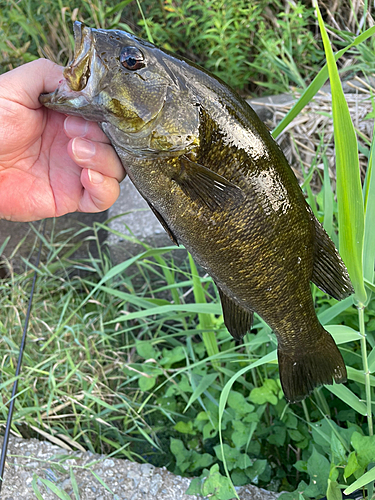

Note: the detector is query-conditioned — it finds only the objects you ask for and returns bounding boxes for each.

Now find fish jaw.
[39,22,107,121]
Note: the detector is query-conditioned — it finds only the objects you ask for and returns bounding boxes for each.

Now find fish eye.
[120,46,145,70]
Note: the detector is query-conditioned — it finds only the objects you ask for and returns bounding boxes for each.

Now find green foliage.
[1,1,375,499]
[138,0,322,92]
[1,0,320,94]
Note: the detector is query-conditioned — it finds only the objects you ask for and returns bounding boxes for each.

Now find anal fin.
[217,285,253,340]
[311,217,354,300]
[147,201,179,246]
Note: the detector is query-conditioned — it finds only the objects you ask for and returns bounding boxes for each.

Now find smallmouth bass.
[40,22,354,403]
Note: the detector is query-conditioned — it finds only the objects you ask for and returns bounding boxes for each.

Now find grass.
[1,0,375,498]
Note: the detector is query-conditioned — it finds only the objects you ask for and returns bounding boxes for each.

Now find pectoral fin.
[217,285,253,340]
[147,201,179,246]
[172,156,244,210]
[311,217,354,300]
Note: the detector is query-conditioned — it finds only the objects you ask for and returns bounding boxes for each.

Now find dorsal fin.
[311,217,354,300]
[217,285,253,340]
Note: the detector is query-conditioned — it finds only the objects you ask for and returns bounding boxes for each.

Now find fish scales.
[39,22,354,402]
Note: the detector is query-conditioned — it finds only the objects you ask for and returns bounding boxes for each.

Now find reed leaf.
[315,2,366,304]
[344,465,375,495]
[363,121,375,304]
[272,25,375,139]
[325,384,367,415]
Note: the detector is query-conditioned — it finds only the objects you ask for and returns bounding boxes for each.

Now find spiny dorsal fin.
[217,285,253,340]
[172,156,244,211]
[311,217,354,300]
[147,201,179,246]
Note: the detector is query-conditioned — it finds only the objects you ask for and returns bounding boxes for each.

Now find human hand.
[0,59,125,222]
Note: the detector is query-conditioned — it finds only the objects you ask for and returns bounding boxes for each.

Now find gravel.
[0,436,280,500]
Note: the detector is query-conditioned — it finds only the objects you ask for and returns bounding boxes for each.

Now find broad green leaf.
[227,391,255,417]
[330,432,347,463]
[304,447,330,497]
[344,465,375,495]
[326,479,342,500]
[315,2,366,304]
[363,121,375,304]
[136,340,158,360]
[249,379,279,405]
[345,451,361,479]
[218,350,276,485]
[325,384,367,415]
[202,464,237,500]
[351,432,375,467]
[174,421,195,434]
[138,375,156,391]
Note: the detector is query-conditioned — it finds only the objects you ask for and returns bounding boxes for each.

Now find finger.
[0,59,63,109]
[78,168,120,213]
[64,115,110,143]
[67,137,126,182]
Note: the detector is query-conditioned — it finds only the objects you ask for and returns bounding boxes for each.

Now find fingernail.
[72,137,96,159]
[88,169,104,184]
[64,116,89,137]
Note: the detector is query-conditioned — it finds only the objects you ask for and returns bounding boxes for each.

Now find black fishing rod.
[0,221,45,493]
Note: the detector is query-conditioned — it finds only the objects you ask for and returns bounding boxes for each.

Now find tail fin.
[278,329,347,403]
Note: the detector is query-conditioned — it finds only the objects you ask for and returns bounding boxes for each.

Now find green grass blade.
[325,325,361,344]
[136,0,154,43]
[184,372,218,412]
[368,347,375,373]
[344,465,375,495]
[106,302,221,324]
[89,470,116,494]
[347,366,375,386]
[323,155,334,239]
[272,25,375,139]
[317,295,353,324]
[325,384,367,415]
[315,1,366,304]
[363,121,375,303]
[188,254,220,368]
[31,474,45,500]
[38,478,72,500]
[70,467,80,500]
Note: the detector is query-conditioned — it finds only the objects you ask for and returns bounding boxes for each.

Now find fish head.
[40,22,199,154]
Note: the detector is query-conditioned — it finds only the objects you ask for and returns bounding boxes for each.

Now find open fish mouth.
[39,22,103,108]
[63,22,94,92]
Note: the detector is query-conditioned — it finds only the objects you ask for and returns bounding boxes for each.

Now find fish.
[39,21,354,403]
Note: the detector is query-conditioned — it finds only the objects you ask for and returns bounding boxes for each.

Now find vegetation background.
[1,1,375,499]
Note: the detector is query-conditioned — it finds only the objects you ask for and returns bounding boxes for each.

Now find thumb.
[0,59,63,110]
